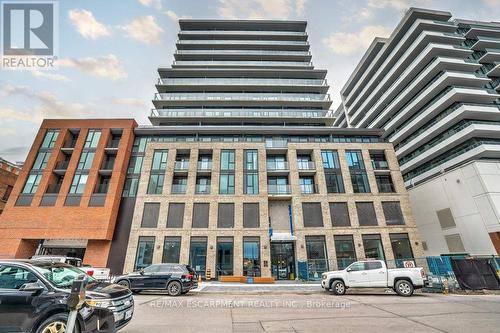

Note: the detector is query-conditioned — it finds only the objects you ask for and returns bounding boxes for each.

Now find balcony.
[297,161,316,171]
[265,140,288,149]
[176,39,309,45]
[266,161,289,171]
[267,184,291,195]
[61,139,77,154]
[174,161,189,171]
[154,92,330,102]
[157,77,325,87]
[171,184,187,194]
[172,60,313,67]
[106,138,120,149]
[195,184,211,194]
[300,183,318,194]
[371,160,390,170]
[150,108,327,119]
[53,160,69,174]
[99,161,115,175]
[197,161,212,171]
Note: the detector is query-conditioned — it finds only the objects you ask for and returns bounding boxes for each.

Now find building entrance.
[271,242,296,280]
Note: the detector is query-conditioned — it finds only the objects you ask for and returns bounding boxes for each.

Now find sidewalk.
[193,281,323,293]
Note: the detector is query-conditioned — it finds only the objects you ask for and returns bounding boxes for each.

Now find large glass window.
[334,235,357,269]
[189,237,207,277]
[162,237,181,263]
[362,234,385,260]
[41,130,59,148]
[147,174,164,194]
[84,130,101,148]
[69,174,88,194]
[382,201,405,225]
[32,152,51,170]
[134,236,155,270]
[244,150,258,171]
[243,237,261,277]
[305,236,328,279]
[376,175,395,193]
[390,233,414,267]
[356,202,378,226]
[220,150,235,171]
[216,237,233,276]
[127,156,144,174]
[151,150,168,171]
[299,176,316,194]
[219,174,235,194]
[346,150,370,193]
[77,151,95,170]
[220,150,235,194]
[22,173,42,194]
[329,202,350,227]
[244,150,259,194]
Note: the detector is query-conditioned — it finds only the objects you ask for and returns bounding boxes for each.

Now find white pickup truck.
[30,255,111,281]
[321,260,427,296]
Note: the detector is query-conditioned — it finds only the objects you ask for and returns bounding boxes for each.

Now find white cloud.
[164,10,191,22]
[367,0,432,11]
[138,0,162,9]
[68,9,111,40]
[121,16,164,44]
[322,25,392,55]
[58,55,127,80]
[217,0,306,19]
[112,98,147,108]
[30,70,70,82]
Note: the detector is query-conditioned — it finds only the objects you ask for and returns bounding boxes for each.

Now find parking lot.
[121,287,500,333]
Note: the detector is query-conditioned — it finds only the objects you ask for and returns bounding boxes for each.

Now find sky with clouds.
[1,0,499,162]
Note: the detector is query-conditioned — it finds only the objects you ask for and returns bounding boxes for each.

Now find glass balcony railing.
[100,161,115,171]
[266,140,288,148]
[195,184,211,194]
[171,184,187,194]
[179,30,307,36]
[151,109,327,118]
[300,183,318,194]
[173,60,313,67]
[371,160,389,170]
[266,161,289,171]
[175,49,311,56]
[154,93,330,102]
[157,78,326,86]
[297,161,316,170]
[267,184,291,195]
[107,139,120,149]
[177,39,309,45]
[174,161,189,170]
[197,161,212,170]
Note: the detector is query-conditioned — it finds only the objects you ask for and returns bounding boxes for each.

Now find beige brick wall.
[123,141,424,276]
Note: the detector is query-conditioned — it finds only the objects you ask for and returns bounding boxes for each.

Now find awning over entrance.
[270,233,297,242]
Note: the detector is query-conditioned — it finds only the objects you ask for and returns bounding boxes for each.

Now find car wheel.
[117,280,130,289]
[36,313,80,333]
[394,280,414,297]
[331,280,346,295]
[167,281,182,296]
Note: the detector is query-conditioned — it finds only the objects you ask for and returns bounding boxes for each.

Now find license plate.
[125,309,133,320]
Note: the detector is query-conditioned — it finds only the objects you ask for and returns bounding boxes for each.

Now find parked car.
[0,259,133,332]
[31,255,111,281]
[114,263,198,296]
[321,260,427,296]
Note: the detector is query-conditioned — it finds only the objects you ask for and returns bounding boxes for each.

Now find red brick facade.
[0,119,136,267]
[0,158,20,214]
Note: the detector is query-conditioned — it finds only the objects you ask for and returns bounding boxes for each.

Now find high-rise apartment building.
[335,8,500,255]
[0,20,423,278]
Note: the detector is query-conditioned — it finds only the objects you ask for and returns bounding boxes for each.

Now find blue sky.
[1,0,499,162]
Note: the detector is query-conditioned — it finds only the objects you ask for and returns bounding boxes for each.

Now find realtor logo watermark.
[1,0,58,69]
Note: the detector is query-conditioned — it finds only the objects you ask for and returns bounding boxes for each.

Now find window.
[196,177,211,194]
[77,151,95,170]
[305,236,328,279]
[84,130,101,148]
[147,174,164,194]
[166,203,185,228]
[171,177,187,194]
[22,173,42,194]
[151,150,168,171]
[243,203,260,228]
[219,174,235,194]
[362,234,385,260]
[366,261,383,270]
[123,178,139,197]
[299,177,316,194]
[370,151,389,170]
[32,152,51,170]
[376,175,395,193]
[329,202,350,227]
[390,233,414,267]
[162,237,181,263]
[356,202,377,226]
[134,236,155,270]
[244,150,258,171]
[0,265,38,289]
[243,237,261,277]
[190,237,207,277]
[41,130,59,148]
[2,185,13,202]
[244,173,259,194]
[324,172,345,193]
[321,150,341,169]
[217,237,233,276]
[69,174,88,194]
[192,203,210,228]
[141,203,160,228]
[334,235,356,269]
[127,156,144,174]
[217,203,234,228]
[346,150,370,193]
[302,203,323,227]
[347,262,365,271]
[382,202,405,225]
[220,150,235,171]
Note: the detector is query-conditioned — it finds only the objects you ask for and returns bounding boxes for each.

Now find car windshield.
[33,265,95,288]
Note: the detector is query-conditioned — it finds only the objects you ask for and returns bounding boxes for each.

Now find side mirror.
[20,282,45,295]
[139,269,145,275]
[346,268,353,272]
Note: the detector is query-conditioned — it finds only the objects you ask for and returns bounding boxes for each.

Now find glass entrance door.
[216,238,233,276]
[271,242,296,280]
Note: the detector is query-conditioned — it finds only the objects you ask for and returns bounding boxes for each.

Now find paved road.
[121,289,500,333]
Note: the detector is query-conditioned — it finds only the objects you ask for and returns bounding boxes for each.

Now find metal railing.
[174,161,189,170]
[265,140,288,148]
[300,183,318,194]
[151,109,326,118]
[175,49,311,55]
[371,160,389,170]
[197,161,212,170]
[171,184,187,194]
[176,39,309,45]
[266,161,289,171]
[267,184,291,195]
[195,185,211,194]
[173,60,313,67]
[157,77,325,86]
[297,161,316,170]
[179,30,307,36]
[154,92,330,102]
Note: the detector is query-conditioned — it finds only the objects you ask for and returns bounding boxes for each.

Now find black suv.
[114,264,198,296]
[0,260,134,333]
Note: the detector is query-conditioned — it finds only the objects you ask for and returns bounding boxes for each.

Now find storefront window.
[189,237,207,277]
[216,237,233,276]
[162,237,181,263]
[390,233,414,268]
[334,235,357,269]
[243,237,261,277]
[362,234,385,260]
[134,236,155,270]
[305,236,328,280]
